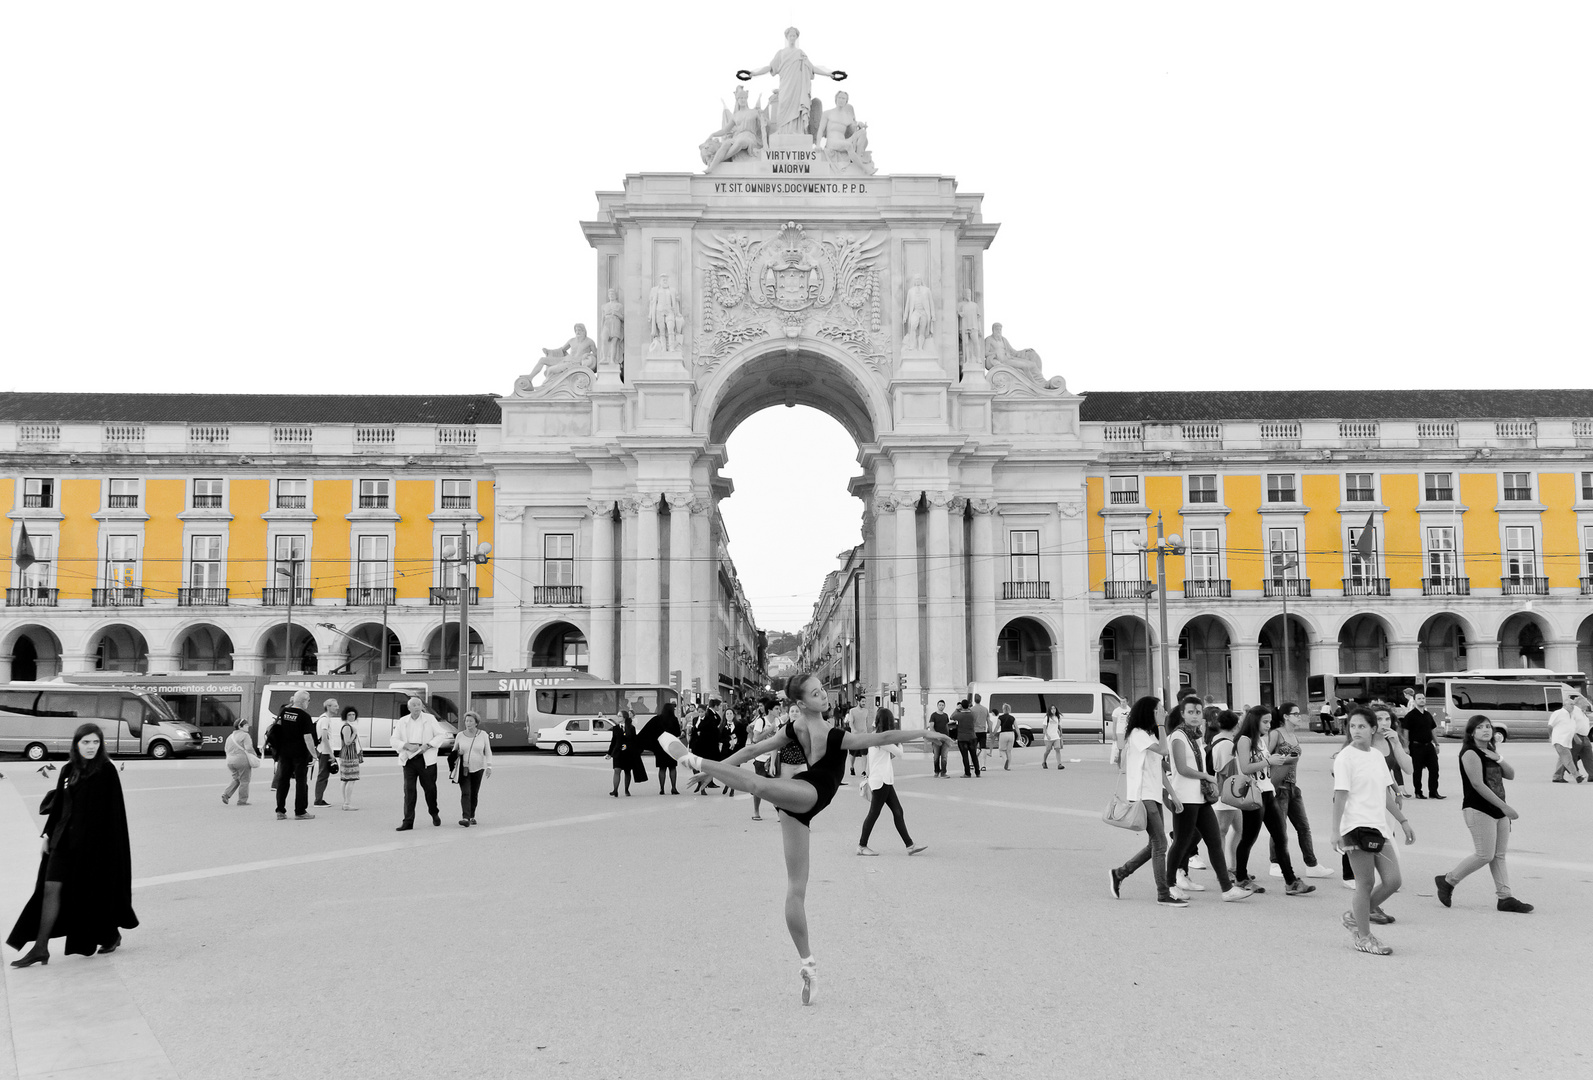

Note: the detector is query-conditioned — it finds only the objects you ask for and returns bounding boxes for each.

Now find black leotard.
[780,721,846,828]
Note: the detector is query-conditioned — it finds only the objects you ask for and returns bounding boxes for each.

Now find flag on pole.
[14,523,35,570]
[1354,513,1376,560]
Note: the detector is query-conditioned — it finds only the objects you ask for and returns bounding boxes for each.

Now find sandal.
[1352,934,1392,956]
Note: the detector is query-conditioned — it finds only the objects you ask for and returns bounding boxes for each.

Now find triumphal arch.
[489,29,1089,718]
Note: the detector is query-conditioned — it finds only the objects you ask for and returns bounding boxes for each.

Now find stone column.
[1229,641,1262,711]
[633,493,662,684]
[924,492,965,718]
[1308,639,1339,692]
[691,499,714,698]
[1546,639,1579,674]
[1387,639,1420,674]
[616,497,641,681]
[666,492,694,688]
[893,491,922,724]
[969,499,998,683]
[1466,638,1500,669]
[587,500,617,681]
[868,494,899,703]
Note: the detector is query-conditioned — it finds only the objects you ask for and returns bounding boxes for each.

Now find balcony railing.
[1262,578,1310,598]
[1342,577,1390,597]
[275,495,308,509]
[192,494,223,509]
[358,494,390,509]
[346,587,396,607]
[1104,579,1152,600]
[178,587,230,606]
[429,586,479,606]
[1001,580,1051,600]
[107,494,139,509]
[1582,576,1593,596]
[1501,576,1549,596]
[1422,576,1470,596]
[1183,579,1231,599]
[262,587,313,606]
[6,587,58,607]
[1107,489,1140,505]
[93,587,144,607]
[22,494,52,509]
[532,585,584,605]
[440,495,473,509]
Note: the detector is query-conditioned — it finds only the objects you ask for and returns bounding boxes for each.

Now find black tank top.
[784,720,845,781]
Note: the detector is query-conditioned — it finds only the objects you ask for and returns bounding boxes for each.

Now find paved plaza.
[1,740,1590,1080]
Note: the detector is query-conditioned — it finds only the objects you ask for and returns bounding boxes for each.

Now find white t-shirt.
[1166,728,1203,802]
[865,744,901,789]
[315,713,339,754]
[1123,729,1163,803]
[1549,708,1575,749]
[1333,746,1394,838]
[1573,706,1591,739]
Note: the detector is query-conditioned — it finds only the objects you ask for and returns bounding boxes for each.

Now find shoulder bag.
[1219,773,1261,811]
[1102,746,1147,831]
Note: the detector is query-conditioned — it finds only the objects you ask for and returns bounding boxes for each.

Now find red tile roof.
[0,393,501,425]
[1078,389,1593,423]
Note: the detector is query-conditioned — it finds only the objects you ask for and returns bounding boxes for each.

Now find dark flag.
[1354,513,1376,560]
[14,523,35,570]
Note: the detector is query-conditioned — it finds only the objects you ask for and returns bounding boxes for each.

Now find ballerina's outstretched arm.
[841,729,956,752]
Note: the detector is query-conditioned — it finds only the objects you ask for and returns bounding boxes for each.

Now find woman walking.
[857,712,928,856]
[1208,710,1243,873]
[996,704,1018,770]
[1164,699,1250,901]
[1331,707,1415,955]
[1040,706,1065,770]
[1435,717,1533,914]
[453,710,492,825]
[656,672,953,1005]
[1342,705,1413,888]
[336,706,363,811]
[1232,706,1316,896]
[1266,703,1333,880]
[9,724,139,966]
[651,701,683,795]
[1107,697,1186,907]
[221,716,259,805]
[606,714,643,797]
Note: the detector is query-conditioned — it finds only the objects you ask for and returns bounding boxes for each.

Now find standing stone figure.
[902,277,935,352]
[599,288,624,369]
[649,274,683,354]
[742,27,840,138]
[820,91,875,174]
[956,290,982,374]
[985,323,1066,390]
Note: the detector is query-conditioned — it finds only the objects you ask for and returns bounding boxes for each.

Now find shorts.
[978,733,989,749]
[998,732,1015,750]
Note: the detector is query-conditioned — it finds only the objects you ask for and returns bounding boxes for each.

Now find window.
[105,535,138,586]
[1584,526,1593,577]
[1583,472,1593,502]
[18,534,53,587]
[359,479,390,509]
[1108,476,1139,505]
[440,534,470,585]
[276,479,308,509]
[1099,627,1117,661]
[1188,475,1217,504]
[1426,527,1458,580]
[22,478,54,509]
[1348,525,1378,581]
[273,534,306,587]
[108,479,139,509]
[1504,527,1536,580]
[543,533,575,586]
[1187,529,1220,580]
[190,536,223,587]
[1502,472,1532,501]
[193,478,223,509]
[441,479,472,509]
[1267,528,1300,581]
[1009,530,1040,581]
[1266,474,1296,503]
[1424,472,1454,502]
[356,536,390,588]
[1110,531,1143,582]
[1345,473,1375,502]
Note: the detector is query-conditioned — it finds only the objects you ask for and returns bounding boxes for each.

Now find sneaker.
[276,811,287,820]
[1552,777,1569,783]
[294,813,316,820]
[313,801,330,807]
[459,818,471,827]
[431,815,442,827]
[1187,855,1207,871]
[1175,872,1206,892]
[1435,874,1454,908]
[1353,934,1392,956]
[1220,886,1252,902]
[1237,878,1266,894]
[468,818,477,825]
[1368,907,1395,925]
[1268,864,1284,879]
[221,794,230,805]
[908,844,928,856]
[1285,880,1315,896]
[395,823,413,831]
[1108,868,1124,899]
[800,960,818,1006]
[1497,897,1534,914]
[1304,864,1334,878]
[1156,895,1190,908]
[1169,886,1189,901]
[1341,910,1358,931]
[1341,879,1357,890]
[857,846,879,856]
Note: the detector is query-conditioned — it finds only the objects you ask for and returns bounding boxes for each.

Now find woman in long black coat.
[9,723,139,966]
[646,702,683,795]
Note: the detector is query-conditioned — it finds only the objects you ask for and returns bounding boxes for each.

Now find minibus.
[967,679,1123,743]
[1424,675,1570,741]
[0,683,203,760]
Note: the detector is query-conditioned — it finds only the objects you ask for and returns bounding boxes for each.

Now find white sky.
[3,2,1590,632]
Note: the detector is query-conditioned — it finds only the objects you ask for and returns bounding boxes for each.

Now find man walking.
[1400,692,1443,799]
[928,699,951,777]
[971,693,991,765]
[1550,691,1593,782]
[312,697,340,807]
[394,696,445,831]
[953,699,980,777]
[269,690,319,821]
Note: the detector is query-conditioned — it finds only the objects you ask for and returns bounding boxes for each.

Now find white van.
[0,683,203,760]
[968,679,1122,744]
[1424,676,1567,741]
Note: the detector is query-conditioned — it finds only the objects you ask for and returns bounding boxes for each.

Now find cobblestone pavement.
[2,739,1589,1080]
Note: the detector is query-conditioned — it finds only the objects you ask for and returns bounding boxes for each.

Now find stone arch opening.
[93,624,149,673]
[1098,616,1153,700]
[1338,614,1392,673]
[6,625,62,681]
[1418,612,1472,673]
[1498,613,1546,669]
[700,339,888,446]
[1178,614,1235,705]
[335,622,401,684]
[176,624,234,671]
[1259,614,1312,709]
[998,617,1052,678]
[530,621,587,670]
[425,623,484,670]
[262,625,319,675]
[1578,615,1593,677]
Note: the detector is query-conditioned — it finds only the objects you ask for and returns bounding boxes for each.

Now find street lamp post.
[1277,554,1300,709]
[455,523,492,721]
[1136,513,1186,707]
[275,563,297,675]
[1138,582,1156,703]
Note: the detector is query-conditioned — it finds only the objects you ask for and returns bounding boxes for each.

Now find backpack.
[1207,733,1236,779]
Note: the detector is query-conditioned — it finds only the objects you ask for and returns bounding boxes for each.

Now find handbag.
[1103,792,1147,831]
[1219,774,1261,811]
[1347,826,1386,853]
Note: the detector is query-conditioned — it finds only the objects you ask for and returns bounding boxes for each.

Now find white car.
[535,716,618,756]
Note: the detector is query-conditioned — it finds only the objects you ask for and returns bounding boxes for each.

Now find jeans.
[959,742,981,776]
[859,783,913,847]
[1118,801,1171,899]
[1410,741,1440,795]
[459,769,485,819]
[932,743,949,776]
[314,752,332,803]
[1235,789,1297,884]
[402,756,440,825]
[224,764,251,803]
[1446,808,1512,898]
[273,758,309,815]
[1268,779,1319,867]
[1166,802,1234,891]
[1554,734,1593,780]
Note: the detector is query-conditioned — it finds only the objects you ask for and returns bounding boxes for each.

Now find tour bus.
[64,672,267,753]
[256,678,423,755]
[1424,674,1575,741]
[0,682,204,760]
[967,679,1123,743]
[374,669,602,749]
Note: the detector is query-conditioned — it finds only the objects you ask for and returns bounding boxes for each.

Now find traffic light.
[896,672,907,695]
[670,669,682,693]
[691,676,702,695]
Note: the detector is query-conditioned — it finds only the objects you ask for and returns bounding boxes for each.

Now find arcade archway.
[531,622,588,669]
[426,623,483,670]
[261,626,318,675]
[997,617,1053,678]
[1338,614,1392,673]
[93,624,149,673]
[6,625,62,681]
[177,624,234,671]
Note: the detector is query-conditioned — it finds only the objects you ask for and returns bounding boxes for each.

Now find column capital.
[925,490,954,508]
[689,497,713,515]
[947,495,968,514]
[969,498,998,516]
[586,499,615,518]
[617,496,643,517]
[873,493,903,513]
[664,491,694,510]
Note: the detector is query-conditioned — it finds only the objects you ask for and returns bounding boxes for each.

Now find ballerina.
[656,671,954,1005]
